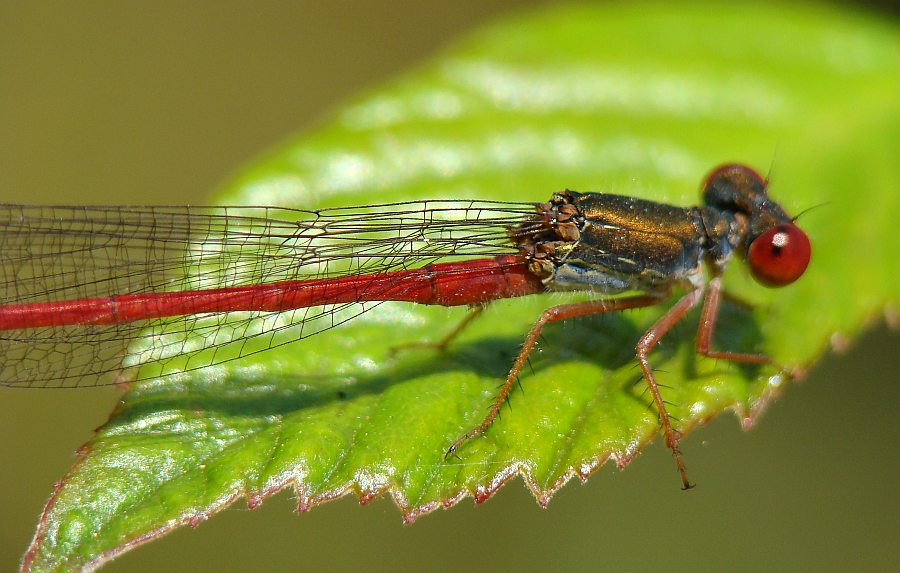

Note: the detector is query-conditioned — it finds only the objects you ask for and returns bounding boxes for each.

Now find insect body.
[0,163,810,487]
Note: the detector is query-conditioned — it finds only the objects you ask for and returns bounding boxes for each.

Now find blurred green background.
[1,2,897,572]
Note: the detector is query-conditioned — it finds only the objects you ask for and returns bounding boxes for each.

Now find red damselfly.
[0,163,811,488]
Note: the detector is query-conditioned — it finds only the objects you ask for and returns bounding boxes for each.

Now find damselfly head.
[701,162,811,288]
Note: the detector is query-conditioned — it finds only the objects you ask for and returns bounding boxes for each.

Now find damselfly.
[0,163,811,488]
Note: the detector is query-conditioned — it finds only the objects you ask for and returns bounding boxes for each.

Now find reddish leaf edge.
[21,309,895,573]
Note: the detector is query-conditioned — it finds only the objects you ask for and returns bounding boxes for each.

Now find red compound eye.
[747,223,811,287]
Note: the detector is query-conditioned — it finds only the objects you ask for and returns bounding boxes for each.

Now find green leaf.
[24,3,898,571]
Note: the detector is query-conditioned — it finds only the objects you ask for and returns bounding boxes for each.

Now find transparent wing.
[0,201,537,387]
